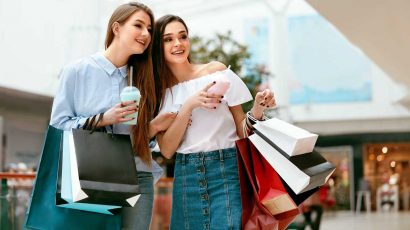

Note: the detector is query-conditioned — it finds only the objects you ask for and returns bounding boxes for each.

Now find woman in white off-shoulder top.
[152,15,276,230]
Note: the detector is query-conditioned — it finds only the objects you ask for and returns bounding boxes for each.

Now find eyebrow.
[134,19,151,27]
[163,31,187,37]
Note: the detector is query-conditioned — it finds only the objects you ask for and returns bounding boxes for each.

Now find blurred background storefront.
[1,0,409,229]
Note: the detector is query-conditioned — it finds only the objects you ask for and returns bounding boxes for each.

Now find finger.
[203,97,222,104]
[122,100,137,106]
[264,98,276,108]
[263,92,274,101]
[255,91,265,101]
[202,81,217,92]
[122,105,138,112]
[207,92,223,98]
[202,102,218,110]
[118,117,134,122]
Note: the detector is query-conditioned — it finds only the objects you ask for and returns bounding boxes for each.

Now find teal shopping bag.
[24,126,121,230]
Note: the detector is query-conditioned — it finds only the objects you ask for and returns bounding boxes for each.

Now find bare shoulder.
[193,61,228,78]
[205,61,227,73]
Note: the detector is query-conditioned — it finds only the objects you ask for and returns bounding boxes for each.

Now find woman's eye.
[134,24,142,28]
[164,38,172,42]
[181,34,188,39]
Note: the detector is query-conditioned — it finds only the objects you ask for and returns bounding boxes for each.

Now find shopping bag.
[56,131,123,214]
[249,131,335,194]
[254,118,318,156]
[25,126,121,230]
[236,138,298,230]
[250,143,298,216]
[56,129,141,213]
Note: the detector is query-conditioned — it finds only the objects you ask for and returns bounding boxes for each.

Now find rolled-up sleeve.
[50,64,88,130]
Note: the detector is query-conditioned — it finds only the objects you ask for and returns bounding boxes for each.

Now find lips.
[171,50,185,55]
[135,39,146,46]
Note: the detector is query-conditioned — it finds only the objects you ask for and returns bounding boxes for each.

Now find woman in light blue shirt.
[50,2,176,229]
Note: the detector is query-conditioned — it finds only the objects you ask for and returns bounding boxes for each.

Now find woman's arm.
[157,82,221,159]
[148,112,178,138]
[50,65,89,130]
[229,89,277,138]
[229,105,247,139]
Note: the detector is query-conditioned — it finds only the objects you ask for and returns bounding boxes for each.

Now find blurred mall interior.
[0,0,409,229]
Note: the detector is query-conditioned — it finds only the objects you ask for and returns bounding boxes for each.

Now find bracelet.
[245,111,268,131]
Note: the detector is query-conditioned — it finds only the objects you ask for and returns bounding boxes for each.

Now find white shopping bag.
[254,118,318,156]
[249,132,335,194]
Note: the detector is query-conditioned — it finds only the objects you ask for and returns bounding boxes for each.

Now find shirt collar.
[92,52,128,78]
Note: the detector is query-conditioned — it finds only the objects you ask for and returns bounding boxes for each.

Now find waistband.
[176,147,237,164]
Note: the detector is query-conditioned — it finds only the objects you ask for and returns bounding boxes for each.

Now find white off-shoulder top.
[158,67,252,154]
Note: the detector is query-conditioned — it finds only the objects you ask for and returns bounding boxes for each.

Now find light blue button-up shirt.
[50,52,163,182]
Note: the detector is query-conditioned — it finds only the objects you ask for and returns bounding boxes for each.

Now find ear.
[112,22,120,36]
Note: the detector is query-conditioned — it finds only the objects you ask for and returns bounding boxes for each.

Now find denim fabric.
[121,171,154,230]
[170,147,242,230]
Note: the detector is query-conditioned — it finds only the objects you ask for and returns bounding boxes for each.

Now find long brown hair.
[105,2,156,165]
[152,14,189,113]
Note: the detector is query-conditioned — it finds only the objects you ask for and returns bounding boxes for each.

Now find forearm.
[50,115,88,131]
[229,105,247,139]
[157,105,192,158]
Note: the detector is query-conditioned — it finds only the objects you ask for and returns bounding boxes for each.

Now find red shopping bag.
[236,138,298,230]
[251,144,300,218]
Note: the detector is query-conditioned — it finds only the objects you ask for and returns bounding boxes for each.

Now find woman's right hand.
[149,112,178,138]
[184,82,223,111]
[100,100,138,126]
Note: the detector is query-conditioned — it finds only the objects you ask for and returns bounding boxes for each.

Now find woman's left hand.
[251,89,276,120]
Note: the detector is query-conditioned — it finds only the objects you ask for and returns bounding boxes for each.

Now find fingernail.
[219,100,222,103]
[221,95,224,98]
[260,103,264,106]
[267,105,270,108]
[134,100,137,103]
[214,106,217,109]
[213,81,216,84]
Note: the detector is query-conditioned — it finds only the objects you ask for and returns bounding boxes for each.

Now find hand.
[149,112,178,137]
[101,100,138,126]
[251,89,276,120]
[185,81,223,111]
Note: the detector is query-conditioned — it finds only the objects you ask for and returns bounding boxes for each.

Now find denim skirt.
[121,171,154,230]
[170,147,242,230]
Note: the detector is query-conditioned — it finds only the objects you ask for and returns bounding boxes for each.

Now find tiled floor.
[319,211,410,230]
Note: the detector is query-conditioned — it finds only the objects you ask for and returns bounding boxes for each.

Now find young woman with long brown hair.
[152,15,276,230]
[50,2,176,229]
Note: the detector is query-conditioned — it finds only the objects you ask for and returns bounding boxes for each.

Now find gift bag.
[249,131,335,194]
[254,118,318,156]
[236,138,298,230]
[25,126,121,230]
[56,129,141,213]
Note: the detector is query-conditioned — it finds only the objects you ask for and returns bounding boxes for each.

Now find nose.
[173,38,181,46]
[141,27,150,37]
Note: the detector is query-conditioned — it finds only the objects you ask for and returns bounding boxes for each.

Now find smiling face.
[115,10,152,55]
[162,21,190,65]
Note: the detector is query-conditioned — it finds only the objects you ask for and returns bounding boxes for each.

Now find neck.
[168,61,195,82]
[104,43,130,68]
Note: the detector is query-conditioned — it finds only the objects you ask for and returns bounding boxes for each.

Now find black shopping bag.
[56,129,140,213]
[25,126,121,230]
